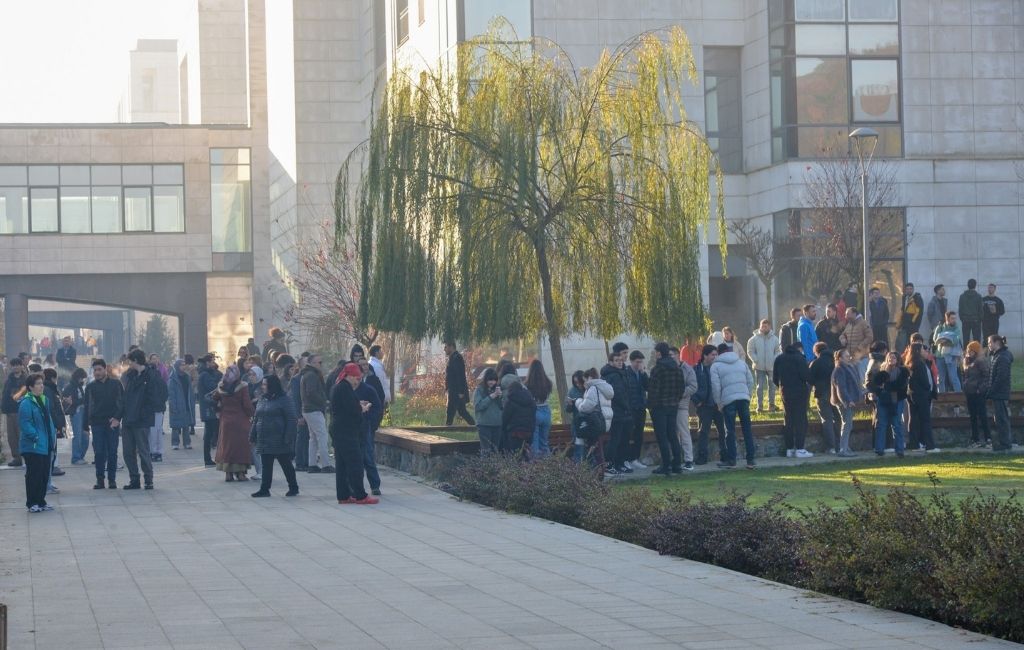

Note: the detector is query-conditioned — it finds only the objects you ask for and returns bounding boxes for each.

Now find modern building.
[116,39,182,124]
[2,0,1022,366]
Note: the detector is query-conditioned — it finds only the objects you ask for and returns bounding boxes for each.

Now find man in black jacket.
[895,282,924,354]
[648,342,684,475]
[778,307,803,352]
[601,352,634,475]
[330,363,377,504]
[55,336,77,386]
[83,359,125,489]
[808,342,838,454]
[868,287,890,346]
[691,345,725,466]
[773,343,813,458]
[2,358,27,467]
[444,342,475,426]
[982,283,1005,344]
[121,349,160,489]
[197,356,223,467]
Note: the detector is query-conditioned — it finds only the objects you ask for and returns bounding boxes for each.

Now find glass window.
[374,0,386,68]
[91,187,122,233]
[852,59,899,122]
[795,58,848,123]
[462,0,532,41]
[796,126,849,156]
[90,165,121,185]
[29,165,58,185]
[0,166,27,185]
[0,187,29,234]
[60,187,91,233]
[60,165,90,186]
[154,185,185,232]
[153,165,184,185]
[795,24,846,55]
[30,187,58,232]
[124,187,152,231]
[211,150,252,253]
[122,165,152,185]
[210,149,249,165]
[848,25,899,55]
[704,47,743,174]
[397,0,409,45]
[418,0,425,25]
[794,0,844,21]
[848,0,898,22]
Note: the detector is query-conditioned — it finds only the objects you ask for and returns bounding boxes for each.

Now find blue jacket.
[167,371,196,428]
[798,316,818,361]
[19,394,56,456]
[356,381,383,432]
[625,366,648,410]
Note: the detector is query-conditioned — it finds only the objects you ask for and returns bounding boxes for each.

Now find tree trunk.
[764,278,775,327]
[534,242,568,421]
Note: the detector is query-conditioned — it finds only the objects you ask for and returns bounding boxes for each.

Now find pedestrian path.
[0,440,1016,649]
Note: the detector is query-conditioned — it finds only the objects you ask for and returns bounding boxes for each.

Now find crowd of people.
[451,279,1015,474]
[1,327,392,513]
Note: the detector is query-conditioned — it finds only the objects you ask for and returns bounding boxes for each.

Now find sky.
[0,0,190,123]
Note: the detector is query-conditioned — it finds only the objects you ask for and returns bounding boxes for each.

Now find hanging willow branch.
[335,23,725,405]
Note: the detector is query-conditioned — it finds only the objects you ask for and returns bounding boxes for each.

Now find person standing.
[925,285,948,343]
[830,349,862,457]
[55,336,77,386]
[2,358,27,467]
[895,283,924,354]
[19,374,57,512]
[797,305,819,362]
[710,343,756,469]
[906,343,939,453]
[958,279,984,349]
[300,354,333,474]
[289,359,309,471]
[932,311,964,393]
[747,320,780,413]
[624,351,649,469]
[600,353,633,474]
[773,343,813,458]
[809,342,838,454]
[669,346,698,471]
[868,287,890,345]
[212,365,255,482]
[962,342,991,447]
[572,367,613,465]
[64,368,89,464]
[986,335,1014,453]
[121,349,160,490]
[443,342,475,426]
[692,345,726,465]
[814,305,843,354]
[197,356,223,467]
[368,345,391,406]
[778,307,803,352]
[249,375,300,498]
[707,327,746,362]
[525,359,554,459]
[262,327,288,360]
[981,284,1005,344]
[168,360,196,451]
[647,342,684,476]
[244,338,260,357]
[83,359,124,489]
[41,369,66,484]
[356,357,385,495]
[147,357,168,463]
[330,363,377,504]
[869,351,909,457]
[473,368,503,454]
[840,306,873,381]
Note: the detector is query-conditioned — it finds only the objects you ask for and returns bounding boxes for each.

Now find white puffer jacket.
[574,378,614,431]
[746,330,781,371]
[710,351,755,407]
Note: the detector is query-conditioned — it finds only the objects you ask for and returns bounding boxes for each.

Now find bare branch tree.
[726,218,788,325]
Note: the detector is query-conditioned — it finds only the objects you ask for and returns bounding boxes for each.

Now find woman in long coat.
[213,365,255,481]
[168,359,196,450]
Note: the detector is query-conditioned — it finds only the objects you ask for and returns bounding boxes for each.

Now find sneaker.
[354,496,380,505]
[71,459,87,465]
[172,445,180,450]
[917,443,926,451]
[320,466,335,474]
[41,504,54,511]
[838,450,858,458]
[123,482,141,490]
[307,466,322,474]
[47,485,60,494]
[8,459,23,467]
[786,449,796,458]
[338,497,357,504]
[252,474,261,481]
[631,460,647,469]
[251,491,271,498]
[795,449,814,458]
[28,505,42,513]
[51,468,66,477]
[746,463,756,470]
[184,445,193,450]
[144,483,154,490]
[682,462,694,471]
[371,488,382,496]
[285,488,299,497]
[885,448,895,453]
[925,447,942,454]
[618,465,633,474]
[605,467,619,476]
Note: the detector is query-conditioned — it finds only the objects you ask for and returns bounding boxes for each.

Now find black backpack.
[573,386,607,443]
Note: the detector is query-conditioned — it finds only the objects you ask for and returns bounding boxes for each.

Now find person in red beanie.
[330,363,377,504]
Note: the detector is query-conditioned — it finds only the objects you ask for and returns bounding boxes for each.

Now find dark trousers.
[991,399,1012,450]
[965,393,991,442]
[259,453,298,493]
[962,320,982,346]
[816,398,839,452]
[628,408,646,461]
[982,319,999,343]
[606,415,631,469]
[363,425,381,491]
[294,422,309,469]
[782,393,809,450]
[92,423,120,481]
[171,427,191,447]
[722,400,755,464]
[907,397,935,449]
[203,418,220,465]
[333,434,367,501]
[445,395,476,426]
[122,426,153,484]
[650,406,680,471]
[477,425,502,454]
[696,404,725,464]
[24,452,50,509]
[871,324,888,346]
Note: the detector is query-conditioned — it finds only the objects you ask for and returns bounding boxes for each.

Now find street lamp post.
[849,127,879,326]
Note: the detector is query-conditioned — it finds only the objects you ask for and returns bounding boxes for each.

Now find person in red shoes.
[330,363,377,504]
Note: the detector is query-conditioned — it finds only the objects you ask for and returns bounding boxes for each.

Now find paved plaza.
[0,440,1017,650]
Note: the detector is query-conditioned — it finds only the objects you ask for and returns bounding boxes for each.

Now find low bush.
[579,486,664,547]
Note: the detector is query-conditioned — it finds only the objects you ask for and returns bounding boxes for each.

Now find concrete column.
[3,294,29,355]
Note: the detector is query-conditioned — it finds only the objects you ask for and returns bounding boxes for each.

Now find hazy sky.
[0,1,190,123]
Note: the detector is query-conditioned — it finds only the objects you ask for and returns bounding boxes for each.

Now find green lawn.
[618,453,1024,511]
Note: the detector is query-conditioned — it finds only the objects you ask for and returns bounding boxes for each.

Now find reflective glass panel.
[211,164,251,252]
[153,164,184,185]
[30,187,58,232]
[848,25,899,55]
[29,165,58,185]
[60,165,90,186]
[91,165,121,185]
[124,187,152,231]
[60,187,91,233]
[795,24,847,55]
[122,165,152,185]
[796,125,849,156]
[0,187,29,233]
[848,0,898,22]
[794,0,844,21]
[795,58,848,123]
[852,59,899,122]
[154,185,185,232]
[0,166,27,185]
[462,0,532,40]
[210,148,249,165]
[91,187,122,233]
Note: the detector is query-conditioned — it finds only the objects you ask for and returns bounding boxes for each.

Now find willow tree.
[336,25,724,405]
